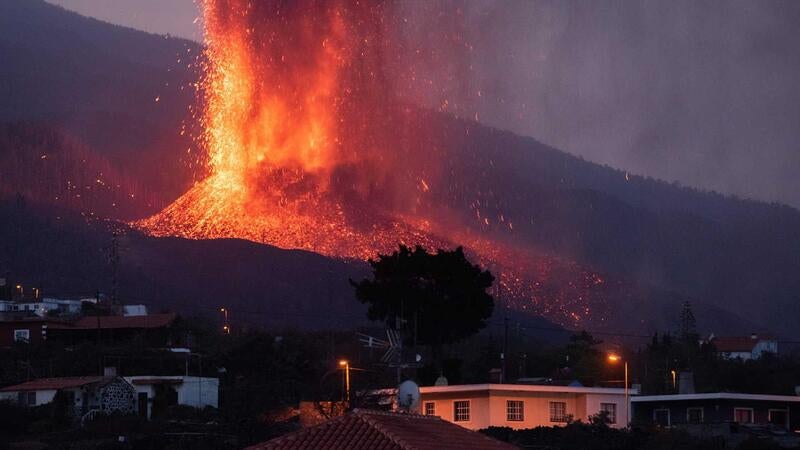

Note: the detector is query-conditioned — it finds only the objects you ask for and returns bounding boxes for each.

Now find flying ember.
[135,0,610,327]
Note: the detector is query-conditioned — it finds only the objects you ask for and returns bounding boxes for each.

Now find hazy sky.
[47,0,202,41]
[46,0,800,208]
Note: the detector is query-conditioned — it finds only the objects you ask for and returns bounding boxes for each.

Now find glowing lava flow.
[137,0,448,260]
[136,0,616,328]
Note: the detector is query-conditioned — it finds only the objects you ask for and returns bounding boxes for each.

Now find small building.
[706,334,778,360]
[632,392,800,430]
[0,376,136,418]
[246,408,516,450]
[48,313,180,346]
[419,383,634,430]
[123,376,219,419]
[0,317,59,346]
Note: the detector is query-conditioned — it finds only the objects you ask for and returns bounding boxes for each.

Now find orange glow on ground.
[135,0,619,328]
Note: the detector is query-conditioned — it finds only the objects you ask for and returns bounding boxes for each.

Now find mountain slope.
[0,0,798,337]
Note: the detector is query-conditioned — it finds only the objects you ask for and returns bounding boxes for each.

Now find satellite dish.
[397,380,420,412]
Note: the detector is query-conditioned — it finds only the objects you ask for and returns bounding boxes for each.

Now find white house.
[707,334,778,360]
[123,376,219,419]
[0,297,83,317]
[0,376,136,418]
[418,383,636,430]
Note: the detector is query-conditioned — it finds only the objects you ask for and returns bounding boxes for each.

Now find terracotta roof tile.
[48,313,177,330]
[712,335,775,353]
[247,409,516,450]
[0,376,108,392]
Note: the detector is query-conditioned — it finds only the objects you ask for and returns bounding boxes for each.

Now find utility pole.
[109,231,119,306]
[502,314,509,384]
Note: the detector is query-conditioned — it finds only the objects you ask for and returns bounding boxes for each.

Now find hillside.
[0,0,798,338]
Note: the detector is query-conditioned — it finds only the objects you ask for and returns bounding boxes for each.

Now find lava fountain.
[136,0,613,327]
[137,0,450,259]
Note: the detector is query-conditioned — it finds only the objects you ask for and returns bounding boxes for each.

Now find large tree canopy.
[351,245,494,348]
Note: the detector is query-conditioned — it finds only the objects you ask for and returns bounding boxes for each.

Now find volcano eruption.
[134,0,625,327]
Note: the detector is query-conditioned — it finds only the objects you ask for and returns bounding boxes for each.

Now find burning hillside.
[136,0,613,327]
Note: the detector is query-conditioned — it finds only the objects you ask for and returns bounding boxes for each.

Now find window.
[13,329,30,343]
[687,407,703,424]
[769,409,788,428]
[654,409,671,427]
[18,391,36,406]
[549,401,568,423]
[454,400,470,422]
[424,402,435,416]
[600,403,617,424]
[734,408,754,424]
[507,400,524,421]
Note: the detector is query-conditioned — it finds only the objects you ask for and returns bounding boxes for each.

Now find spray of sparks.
[135,0,614,327]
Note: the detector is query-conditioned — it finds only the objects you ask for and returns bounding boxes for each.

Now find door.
[138,392,149,419]
[769,409,788,429]
[654,409,670,427]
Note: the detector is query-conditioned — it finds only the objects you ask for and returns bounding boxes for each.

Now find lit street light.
[608,354,629,426]
[220,307,230,334]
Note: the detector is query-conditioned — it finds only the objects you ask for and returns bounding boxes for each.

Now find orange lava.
[135,0,615,328]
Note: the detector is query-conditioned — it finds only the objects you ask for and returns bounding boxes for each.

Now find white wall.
[421,389,629,430]
[124,376,219,418]
[0,389,58,406]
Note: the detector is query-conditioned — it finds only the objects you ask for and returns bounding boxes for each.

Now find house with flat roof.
[632,392,800,447]
[632,392,800,430]
[123,375,219,419]
[418,383,635,430]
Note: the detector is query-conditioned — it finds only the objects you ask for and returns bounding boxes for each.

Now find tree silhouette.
[351,245,494,358]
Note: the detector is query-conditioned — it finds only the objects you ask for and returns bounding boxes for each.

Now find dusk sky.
[47,0,202,41]
[45,0,800,208]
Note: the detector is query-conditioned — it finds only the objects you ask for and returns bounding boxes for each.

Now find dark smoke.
[387,0,800,208]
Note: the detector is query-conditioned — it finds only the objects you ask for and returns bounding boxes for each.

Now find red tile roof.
[48,313,177,330]
[247,409,517,450]
[712,335,775,353]
[0,376,108,392]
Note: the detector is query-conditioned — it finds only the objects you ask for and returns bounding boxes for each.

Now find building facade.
[632,393,800,430]
[0,376,136,418]
[419,384,633,430]
[124,376,219,419]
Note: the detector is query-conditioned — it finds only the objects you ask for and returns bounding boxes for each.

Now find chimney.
[488,368,502,383]
[103,366,117,377]
[678,371,695,394]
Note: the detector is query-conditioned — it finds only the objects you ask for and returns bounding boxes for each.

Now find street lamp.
[220,307,230,334]
[339,360,350,405]
[608,354,629,426]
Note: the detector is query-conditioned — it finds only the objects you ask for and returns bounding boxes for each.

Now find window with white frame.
[454,400,470,422]
[734,408,754,424]
[424,401,435,416]
[600,403,617,424]
[13,329,30,343]
[687,407,703,424]
[549,401,568,423]
[507,400,524,421]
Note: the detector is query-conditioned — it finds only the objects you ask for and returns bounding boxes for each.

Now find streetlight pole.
[608,354,630,426]
[339,360,350,405]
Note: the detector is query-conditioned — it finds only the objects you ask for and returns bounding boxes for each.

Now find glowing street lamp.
[608,354,629,426]
[220,307,230,334]
[339,360,350,404]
